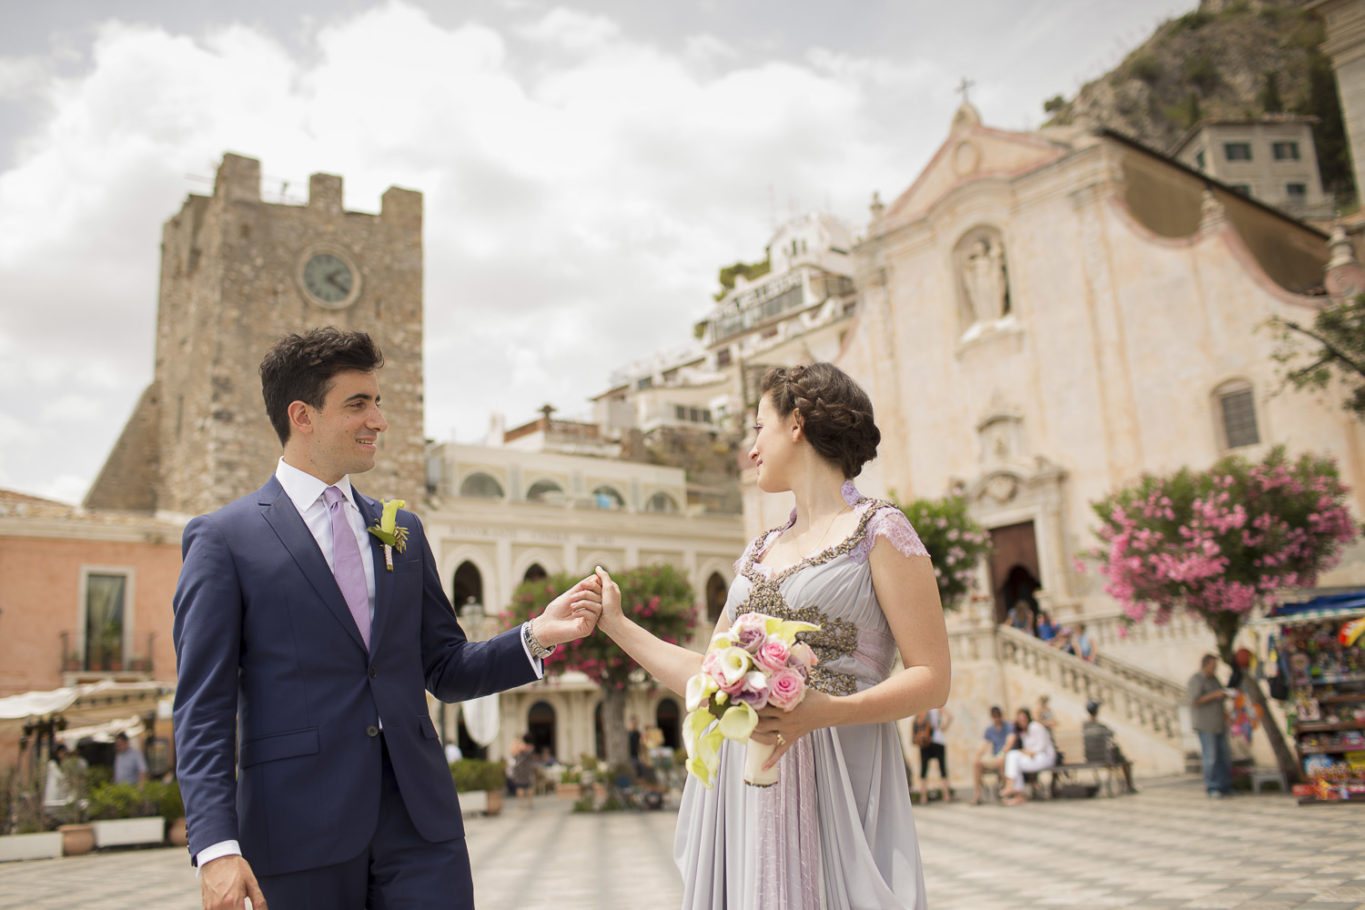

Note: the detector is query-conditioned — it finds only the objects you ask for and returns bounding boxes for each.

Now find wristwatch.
[522,621,556,660]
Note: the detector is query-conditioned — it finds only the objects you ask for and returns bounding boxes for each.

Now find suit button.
[366,725,379,738]
[369,666,378,679]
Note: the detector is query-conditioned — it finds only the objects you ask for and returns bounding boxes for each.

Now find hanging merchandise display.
[1261,592,1365,804]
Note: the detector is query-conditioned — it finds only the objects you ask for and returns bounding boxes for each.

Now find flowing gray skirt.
[673,720,926,909]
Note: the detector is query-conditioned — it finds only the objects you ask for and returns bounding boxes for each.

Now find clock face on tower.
[297,247,362,309]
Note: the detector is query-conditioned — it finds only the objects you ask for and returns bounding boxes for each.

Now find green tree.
[1268,294,1365,419]
[1084,447,1360,780]
[1258,71,1283,114]
[892,494,992,610]
[501,566,696,771]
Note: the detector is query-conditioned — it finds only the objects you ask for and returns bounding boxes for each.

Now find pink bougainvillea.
[1085,447,1360,639]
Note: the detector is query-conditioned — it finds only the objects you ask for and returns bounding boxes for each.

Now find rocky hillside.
[1045,0,1353,201]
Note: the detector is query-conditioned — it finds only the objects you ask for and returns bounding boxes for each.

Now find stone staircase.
[944,621,1196,776]
[994,626,1183,743]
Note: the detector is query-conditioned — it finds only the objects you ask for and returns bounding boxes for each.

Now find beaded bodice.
[730,483,927,696]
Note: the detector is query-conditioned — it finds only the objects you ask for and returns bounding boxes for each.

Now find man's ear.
[287,400,313,437]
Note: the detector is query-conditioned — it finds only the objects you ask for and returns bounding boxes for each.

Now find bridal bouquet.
[682,612,819,788]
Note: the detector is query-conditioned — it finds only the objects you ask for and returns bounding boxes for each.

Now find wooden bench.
[1045,729,1129,798]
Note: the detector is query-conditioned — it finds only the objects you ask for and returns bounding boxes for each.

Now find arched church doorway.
[527,700,556,759]
[656,698,681,750]
[453,561,483,612]
[705,572,728,625]
[989,520,1040,624]
[594,702,605,760]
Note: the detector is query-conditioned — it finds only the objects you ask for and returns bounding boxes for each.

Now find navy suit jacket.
[171,477,536,876]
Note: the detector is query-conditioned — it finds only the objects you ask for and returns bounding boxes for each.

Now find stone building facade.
[85,153,426,518]
[424,441,744,761]
[1171,117,1334,219]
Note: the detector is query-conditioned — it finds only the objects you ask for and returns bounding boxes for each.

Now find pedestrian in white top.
[1000,708,1056,805]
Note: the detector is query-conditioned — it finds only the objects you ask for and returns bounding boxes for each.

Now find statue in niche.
[961,235,1010,323]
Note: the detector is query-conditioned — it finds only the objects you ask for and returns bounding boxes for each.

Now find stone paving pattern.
[2,778,1363,909]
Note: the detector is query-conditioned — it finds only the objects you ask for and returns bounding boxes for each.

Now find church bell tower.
[86,153,426,517]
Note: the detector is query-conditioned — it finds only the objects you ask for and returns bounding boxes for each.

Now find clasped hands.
[532,566,625,645]
[528,571,607,648]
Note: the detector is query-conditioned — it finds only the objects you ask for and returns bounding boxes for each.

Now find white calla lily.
[685,672,717,712]
[717,702,758,741]
[718,647,752,687]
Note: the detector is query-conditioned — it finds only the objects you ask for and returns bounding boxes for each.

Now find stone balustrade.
[992,626,1183,742]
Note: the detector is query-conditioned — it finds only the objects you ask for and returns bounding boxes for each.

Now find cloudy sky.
[0,0,1193,504]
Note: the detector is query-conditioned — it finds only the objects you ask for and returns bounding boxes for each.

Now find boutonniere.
[367,499,409,571]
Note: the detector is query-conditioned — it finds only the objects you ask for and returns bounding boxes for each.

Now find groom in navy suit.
[173,328,602,909]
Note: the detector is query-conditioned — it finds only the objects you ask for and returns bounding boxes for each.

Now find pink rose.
[702,649,727,689]
[766,668,806,711]
[788,642,817,669]
[733,613,768,653]
[754,639,790,673]
[734,671,770,710]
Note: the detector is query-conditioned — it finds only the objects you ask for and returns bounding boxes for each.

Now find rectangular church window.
[1220,387,1260,449]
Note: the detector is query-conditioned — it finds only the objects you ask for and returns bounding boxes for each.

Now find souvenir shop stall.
[1259,591,1365,805]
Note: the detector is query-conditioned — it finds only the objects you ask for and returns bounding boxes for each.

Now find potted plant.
[62,652,82,672]
[147,779,185,845]
[87,782,163,847]
[0,770,62,862]
[449,759,506,816]
[556,766,582,800]
[56,753,94,856]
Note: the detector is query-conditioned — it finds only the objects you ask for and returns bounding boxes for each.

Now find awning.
[56,715,146,746]
[1251,589,1365,626]
[0,680,172,731]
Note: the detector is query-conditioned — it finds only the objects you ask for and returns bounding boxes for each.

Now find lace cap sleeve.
[854,504,929,561]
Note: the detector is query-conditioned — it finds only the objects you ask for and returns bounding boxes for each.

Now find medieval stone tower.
[86,153,426,517]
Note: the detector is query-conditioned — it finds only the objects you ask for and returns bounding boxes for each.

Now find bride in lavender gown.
[597,362,950,909]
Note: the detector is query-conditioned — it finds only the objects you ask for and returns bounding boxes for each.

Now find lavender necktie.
[324,486,370,649]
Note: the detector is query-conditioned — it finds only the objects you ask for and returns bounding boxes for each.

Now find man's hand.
[200,855,267,910]
[530,574,603,648]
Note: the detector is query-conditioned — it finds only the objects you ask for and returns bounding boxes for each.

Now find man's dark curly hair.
[759,362,880,478]
[259,327,384,444]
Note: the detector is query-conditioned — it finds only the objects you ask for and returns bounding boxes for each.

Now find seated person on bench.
[970,705,1016,805]
[1001,707,1057,806]
[1082,700,1136,794]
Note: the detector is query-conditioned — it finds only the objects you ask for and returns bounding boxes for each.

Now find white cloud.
[0,0,1187,501]
[516,7,621,51]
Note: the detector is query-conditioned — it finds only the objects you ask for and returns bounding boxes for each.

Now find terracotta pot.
[483,790,503,816]
[167,817,187,846]
[556,782,582,799]
[59,824,95,856]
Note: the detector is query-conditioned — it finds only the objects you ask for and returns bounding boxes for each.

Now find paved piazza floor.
[1,777,1362,909]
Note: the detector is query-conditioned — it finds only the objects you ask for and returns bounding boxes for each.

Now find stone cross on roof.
[956,77,975,104]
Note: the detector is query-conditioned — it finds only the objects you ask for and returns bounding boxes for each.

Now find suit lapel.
[258,477,369,653]
[352,488,394,655]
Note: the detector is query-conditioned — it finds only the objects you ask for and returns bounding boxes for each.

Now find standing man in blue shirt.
[112,732,147,785]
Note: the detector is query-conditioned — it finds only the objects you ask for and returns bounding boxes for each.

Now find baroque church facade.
[735,102,1365,774]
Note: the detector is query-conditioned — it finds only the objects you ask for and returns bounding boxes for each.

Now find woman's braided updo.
[759,362,881,478]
